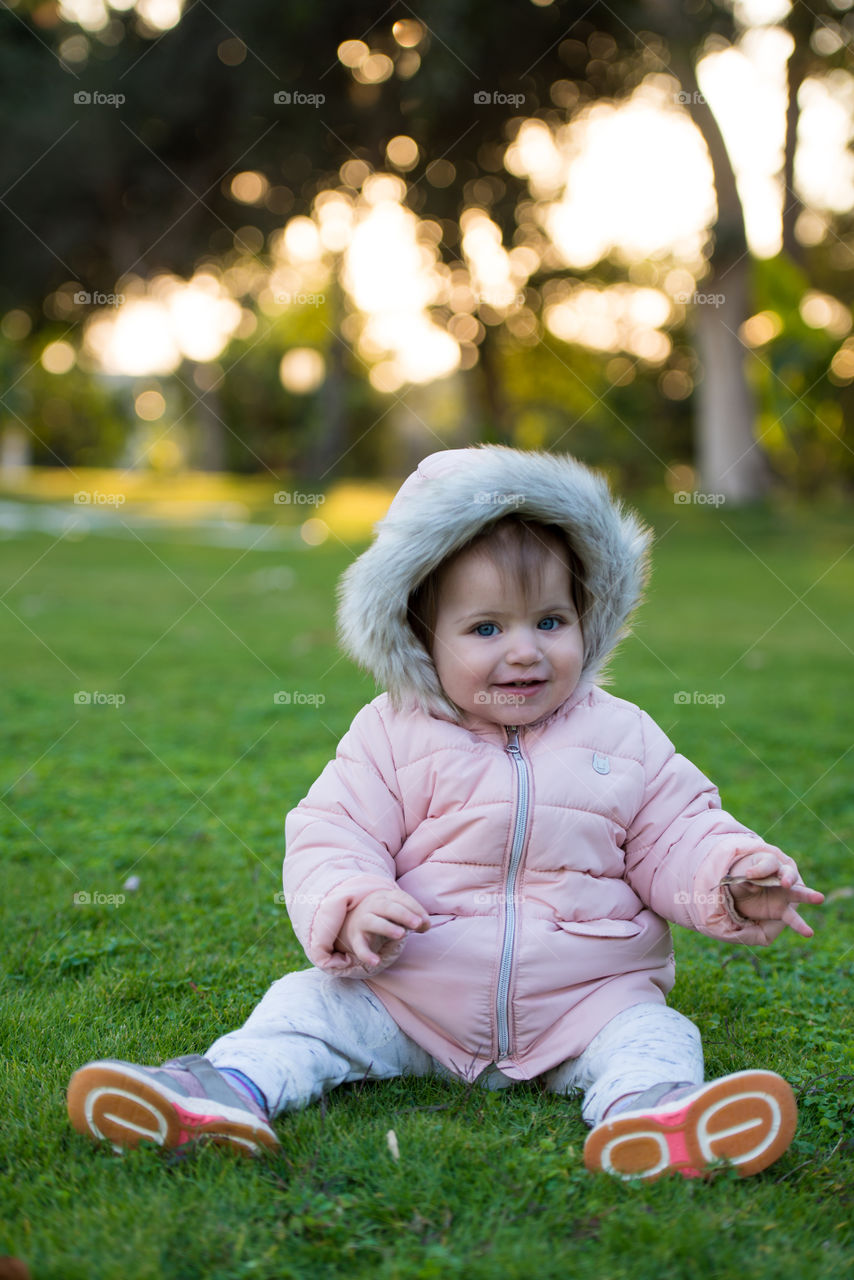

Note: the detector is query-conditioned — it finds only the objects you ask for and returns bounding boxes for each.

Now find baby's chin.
[458,684,573,726]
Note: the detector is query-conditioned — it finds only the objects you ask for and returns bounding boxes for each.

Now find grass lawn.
[1,496,853,1279]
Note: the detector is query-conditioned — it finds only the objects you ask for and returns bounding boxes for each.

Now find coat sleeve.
[622,709,798,945]
[282,701,409,976]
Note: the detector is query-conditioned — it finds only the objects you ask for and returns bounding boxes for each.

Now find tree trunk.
[693,262,768,501]
[304,277,349,482]
[474,324,511,444]
[669,44,771,500]
[781,7,812,264]
[387,373,469,476]
[192,369,227,471]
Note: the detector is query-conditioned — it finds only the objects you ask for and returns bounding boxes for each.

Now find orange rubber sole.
[583,1070,797,1181]
[67,1061,280,1156]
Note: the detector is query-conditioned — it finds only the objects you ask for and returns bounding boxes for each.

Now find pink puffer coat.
[282,446,794,1079]
[284,681,791,1079]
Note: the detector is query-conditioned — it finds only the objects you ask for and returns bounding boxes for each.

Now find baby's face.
[431,545,584,727]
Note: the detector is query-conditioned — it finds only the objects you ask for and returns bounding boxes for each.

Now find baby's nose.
[505,628,542,661]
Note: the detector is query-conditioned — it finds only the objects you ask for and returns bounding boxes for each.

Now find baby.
[68,445,822,1180]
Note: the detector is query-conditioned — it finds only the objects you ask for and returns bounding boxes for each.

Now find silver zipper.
[495,725,530,1061]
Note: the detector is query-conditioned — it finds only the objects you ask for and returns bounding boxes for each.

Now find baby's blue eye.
[538,616,561,631]
[474,622,498,637]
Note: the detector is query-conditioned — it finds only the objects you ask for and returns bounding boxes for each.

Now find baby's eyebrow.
[454,603,574,623]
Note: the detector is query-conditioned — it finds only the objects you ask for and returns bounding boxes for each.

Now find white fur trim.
[336,445,652,722]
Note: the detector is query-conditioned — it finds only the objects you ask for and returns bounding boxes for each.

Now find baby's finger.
[733,850,782,879]
[350,935,382,967]
[385,896,430,932]
[389,890,430,931]
[372,905,422,935]
[782,904,814,938]
[785,882,824,905]
[363,911,407,941]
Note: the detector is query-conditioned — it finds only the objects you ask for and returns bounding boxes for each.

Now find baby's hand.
[335,888,430,970]
[723,849,824,940]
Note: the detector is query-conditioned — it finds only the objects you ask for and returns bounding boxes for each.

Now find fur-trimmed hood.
[336,445,652,723]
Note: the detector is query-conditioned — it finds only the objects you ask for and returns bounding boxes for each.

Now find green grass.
[1,499,853,1279]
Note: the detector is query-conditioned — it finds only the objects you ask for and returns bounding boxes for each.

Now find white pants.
[206,968,703,1128]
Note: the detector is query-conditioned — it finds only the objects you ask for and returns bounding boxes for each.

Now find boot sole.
[583,1069,797,1181]
[67,1060,280,1156]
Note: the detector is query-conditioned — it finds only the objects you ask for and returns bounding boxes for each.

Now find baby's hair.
[407,515,588,656]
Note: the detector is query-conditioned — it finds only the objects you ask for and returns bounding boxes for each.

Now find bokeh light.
[385,136,419,171]
[40,341,76,374]
[230,171,270,204]
[279,349,325,393]
[134,389,166,420]
[84,273,242,374]
[391,19,423,47]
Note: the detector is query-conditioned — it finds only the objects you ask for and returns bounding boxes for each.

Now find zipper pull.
[505,725,520,753]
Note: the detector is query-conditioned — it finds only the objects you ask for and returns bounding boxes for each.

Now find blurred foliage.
[0,0,853,490]
[748,255,852,497]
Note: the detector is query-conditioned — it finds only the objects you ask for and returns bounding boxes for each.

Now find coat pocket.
[426,914,456,929]
[556,918,643,939]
